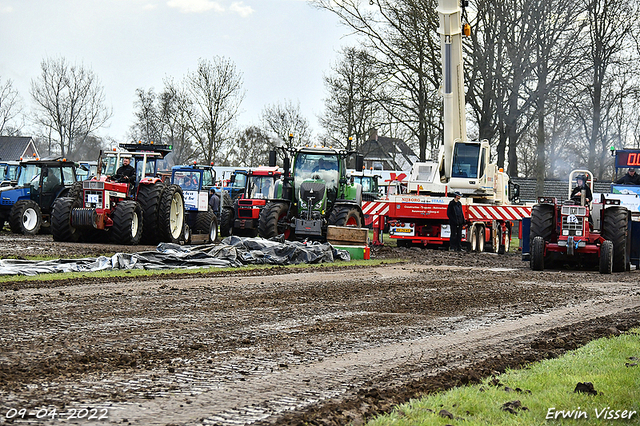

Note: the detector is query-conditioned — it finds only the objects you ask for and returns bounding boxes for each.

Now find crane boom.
[437,0,467,176]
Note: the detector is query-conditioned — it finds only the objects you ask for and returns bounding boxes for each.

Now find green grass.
[0,258,403,284]
[369,329,640,425]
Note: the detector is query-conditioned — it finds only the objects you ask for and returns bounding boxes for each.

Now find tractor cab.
[349,171,381,201]
[0,158,80,235]
[170,163,221,243]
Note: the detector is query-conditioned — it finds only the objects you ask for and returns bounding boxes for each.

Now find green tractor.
[258,145,365,240]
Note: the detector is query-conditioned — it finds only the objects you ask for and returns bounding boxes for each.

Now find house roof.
[0,136,38,161]
[511,177,613,203]
[359,136,418,170]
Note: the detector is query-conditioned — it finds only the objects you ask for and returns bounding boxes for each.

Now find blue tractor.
[171,163,231,243]
[0,158,81,235]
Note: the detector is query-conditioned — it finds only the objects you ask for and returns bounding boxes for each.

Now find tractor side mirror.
[283,157,291,178]
[268,150,277,167]
[355,154,364,171]
[230,174,235,184]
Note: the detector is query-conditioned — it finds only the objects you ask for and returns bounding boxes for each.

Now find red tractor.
[220,166,282,237]
[51,143,185,245]
[529,170,631,274]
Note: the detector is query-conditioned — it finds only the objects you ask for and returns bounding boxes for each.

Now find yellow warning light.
[33,153,37,157]
[463,23,471,37]
[499,168,504,172]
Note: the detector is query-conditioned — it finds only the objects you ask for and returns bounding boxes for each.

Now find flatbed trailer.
[365,197,531,252]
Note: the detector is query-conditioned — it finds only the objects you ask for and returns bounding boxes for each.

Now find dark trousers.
[449,221,463,251]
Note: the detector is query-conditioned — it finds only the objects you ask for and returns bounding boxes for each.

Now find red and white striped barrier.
[466,205,532,221]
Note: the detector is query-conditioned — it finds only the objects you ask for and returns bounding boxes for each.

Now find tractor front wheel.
[530,204,555,241]
[599,240,613,274]
[9,200,43,235]
[51,197,82,242]
[328,206,363,228]
[111,201,143,245]
[530,236,545,271]
[220,207,234,237]
[258,202,291,239]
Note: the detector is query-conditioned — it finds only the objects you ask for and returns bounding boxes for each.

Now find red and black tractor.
[529,170,631,274]
[51,143,185,245]
[220,166,283,238]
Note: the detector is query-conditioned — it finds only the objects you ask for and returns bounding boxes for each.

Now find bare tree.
[30,57,112,158]
[261,99,312,149]
[320,46,381,151]
[312,0,441,162]
[530,0,588,195]
[129,80,196,165]
[578,0,637,179]
[227,126,277,167]
[0,77,23,136]
[184,57,244,165]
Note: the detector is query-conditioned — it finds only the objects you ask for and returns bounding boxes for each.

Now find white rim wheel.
[131,210,139,237]
[169,193,184,239]
[23,208,39,231]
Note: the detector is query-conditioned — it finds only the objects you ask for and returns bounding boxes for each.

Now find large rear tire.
[9,200,42,235]
[137,182,164,244]
[599,240,613,274]
[530,204,555,241]
[158,184,185,244]
[111,200,143,245]
[601,206,630,272]
[258,202,291,239]
[328,205,363,228]
[51,197,82,242]
[530,236,545,271]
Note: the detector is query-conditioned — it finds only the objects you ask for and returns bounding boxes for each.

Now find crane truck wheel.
[258,202,291,240]
[530,236,545,271]
[9,200,43,235]
[601,206,630,272]
[599,240,613,274]
[137,181,164,245]
[530,204,555,242]
[158,184,185,244]
[220,207,234,237]
[328,206,363,228]
[51,197,82,242]
[474,226,485,252]
[111,200,143,245]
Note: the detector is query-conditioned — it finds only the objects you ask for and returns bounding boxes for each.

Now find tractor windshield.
[247,175,275,199]
[17,164,41,188]
[294,153,339,190]
[353,176,374,192]
[174,171,201,191]
[102,155,120,176]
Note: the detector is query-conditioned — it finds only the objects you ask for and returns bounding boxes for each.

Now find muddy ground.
[0,234,639,425]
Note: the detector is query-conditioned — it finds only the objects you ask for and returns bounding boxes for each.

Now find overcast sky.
[0,0,355,142]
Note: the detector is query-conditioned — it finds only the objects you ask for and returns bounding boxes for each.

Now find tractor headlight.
[563,230,569,236]
[575,230,582,236]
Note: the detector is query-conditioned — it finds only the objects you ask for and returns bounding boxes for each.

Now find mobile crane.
[378,0,526,251]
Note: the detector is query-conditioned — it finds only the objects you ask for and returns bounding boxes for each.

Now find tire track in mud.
[1,258,639,425]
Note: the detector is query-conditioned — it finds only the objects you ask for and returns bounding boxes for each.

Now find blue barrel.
[521,217,531,261]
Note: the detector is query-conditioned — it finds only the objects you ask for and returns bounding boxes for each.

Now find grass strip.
[369,328,640,425]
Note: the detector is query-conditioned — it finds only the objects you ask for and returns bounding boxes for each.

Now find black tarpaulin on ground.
[0,236,351,276]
